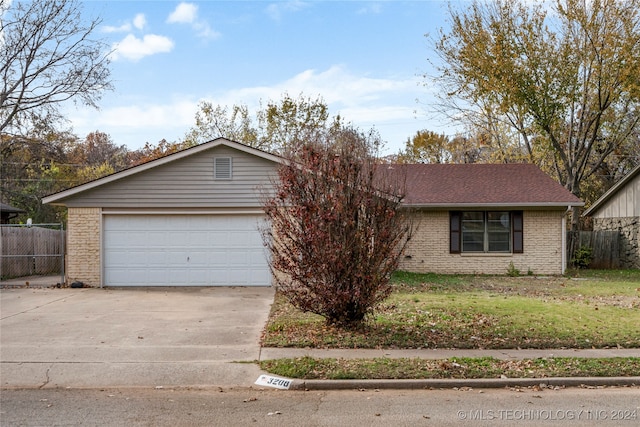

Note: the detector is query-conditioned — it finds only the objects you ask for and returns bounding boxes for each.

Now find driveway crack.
[1,293,83,320]
[39,364,52,389]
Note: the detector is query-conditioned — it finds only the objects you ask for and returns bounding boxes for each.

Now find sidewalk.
[260,347,640,361]
[258,347,640,390]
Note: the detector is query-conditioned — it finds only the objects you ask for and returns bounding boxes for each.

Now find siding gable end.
[62,145,278,208]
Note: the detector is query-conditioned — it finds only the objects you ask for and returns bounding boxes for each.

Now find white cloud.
[357,3,383,15]
[67,66,436,153]
[202,66,427,150]
[266,1,310,21]
[67,98,199,147]
[167,2,220,40]
[102,13,146,33]
[192,21,220,39]
[111,34,174,61]
[100,101,197,130]
[133,13,146,30]
[167,2,198,24]
[102,22,132,33]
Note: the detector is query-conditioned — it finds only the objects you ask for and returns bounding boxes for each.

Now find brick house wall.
[66,207,101,286]
[399,210,565,275]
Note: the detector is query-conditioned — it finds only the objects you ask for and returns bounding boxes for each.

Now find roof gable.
[394,163,583,208]
[43,138,283,205]
[583,163,640,217]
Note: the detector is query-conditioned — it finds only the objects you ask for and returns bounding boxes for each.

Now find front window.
[461,211,511,253]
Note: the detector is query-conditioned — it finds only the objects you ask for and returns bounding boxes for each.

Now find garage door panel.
[114,269,147,285]
[147,251,171,266]
[187,269,211,285]
[103,215,270,286]
[187,251,212,266]
[227,269,249,284]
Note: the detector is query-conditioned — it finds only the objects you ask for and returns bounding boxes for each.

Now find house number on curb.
[255,375,292,389]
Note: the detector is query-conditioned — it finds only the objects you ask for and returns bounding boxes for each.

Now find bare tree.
[0,0,112,137]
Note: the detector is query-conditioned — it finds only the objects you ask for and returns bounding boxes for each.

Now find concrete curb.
[289,376,640,390]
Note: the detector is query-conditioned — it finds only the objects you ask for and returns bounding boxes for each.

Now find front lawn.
[262,270,640,350]
[260,356,640,380]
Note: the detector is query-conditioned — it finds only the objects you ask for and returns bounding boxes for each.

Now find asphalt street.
[2,386,639,427]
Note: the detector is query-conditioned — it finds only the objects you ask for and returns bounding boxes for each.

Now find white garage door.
[103,215,270,286]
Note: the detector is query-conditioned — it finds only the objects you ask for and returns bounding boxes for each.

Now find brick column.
[66,208,101,287]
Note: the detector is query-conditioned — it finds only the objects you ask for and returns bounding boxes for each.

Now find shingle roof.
[386,163,583,207]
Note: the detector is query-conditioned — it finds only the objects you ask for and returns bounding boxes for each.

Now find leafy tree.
[9,159,67,222]
[397,127,528,165]
[0,0,112,139]
[261,127,412,327]
[129,139,194,166]
[74,161,115,185]
[1,129,125,222]
[185,93,342,153]
[184,103,257,147]
[398,130,451,163]
[0,124,77,222]
[430,0,640,229]
[68,131,129,172]
[448,134,487,164]
[256,93,342,153]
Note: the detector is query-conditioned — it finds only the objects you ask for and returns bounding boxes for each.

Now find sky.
[67,0,461,155]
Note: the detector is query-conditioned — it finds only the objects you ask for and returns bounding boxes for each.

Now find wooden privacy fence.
[0,224,65,280]
[567,230,621,269]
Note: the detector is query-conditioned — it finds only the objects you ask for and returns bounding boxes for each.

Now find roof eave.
[402,201,584,209]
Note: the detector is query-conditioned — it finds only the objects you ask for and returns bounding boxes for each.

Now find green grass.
[262,270,640,349]
[260,356,640,380]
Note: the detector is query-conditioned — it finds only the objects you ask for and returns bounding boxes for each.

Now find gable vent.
[214,157,232,179]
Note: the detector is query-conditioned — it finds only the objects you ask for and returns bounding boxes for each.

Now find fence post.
[60,222,65,285]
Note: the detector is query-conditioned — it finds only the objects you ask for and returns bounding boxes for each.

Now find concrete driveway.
[0,286,274,388]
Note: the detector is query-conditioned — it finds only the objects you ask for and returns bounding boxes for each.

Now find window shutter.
[450,211,462,253]
[214,157,232,179]
[512,211,523,253]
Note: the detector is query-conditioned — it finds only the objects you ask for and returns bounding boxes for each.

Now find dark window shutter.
[512,211,523,253]
[450,211,462,254]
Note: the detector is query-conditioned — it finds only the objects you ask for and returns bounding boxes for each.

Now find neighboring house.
[583,164,640,269]
[43,138,583,287]
[0,202,26,224]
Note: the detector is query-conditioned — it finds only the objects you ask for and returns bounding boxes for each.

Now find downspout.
[561,206,571,275]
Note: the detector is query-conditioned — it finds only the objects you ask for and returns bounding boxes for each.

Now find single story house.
[583,164,640,269]
[43,138,583,287]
